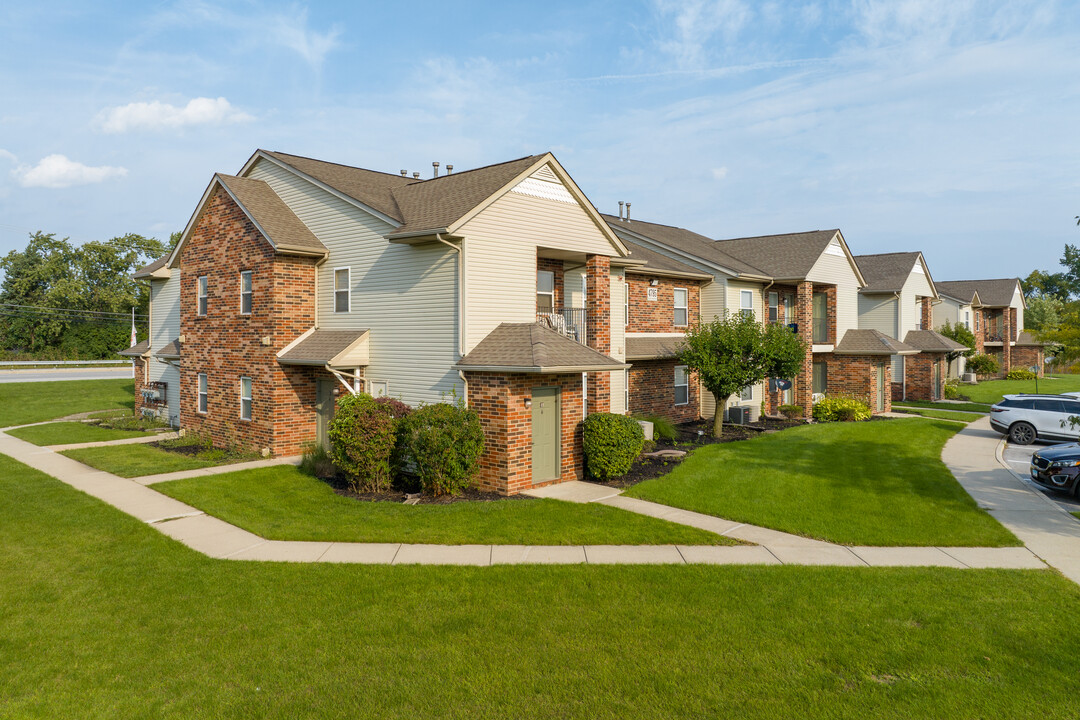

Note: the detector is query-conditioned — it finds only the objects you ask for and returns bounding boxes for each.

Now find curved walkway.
[0,421,1047,569]
[942,415,1080,585]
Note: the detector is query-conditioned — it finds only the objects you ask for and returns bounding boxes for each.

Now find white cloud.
[98,96,253,133]
[14,155,128,188]
[0,149,16,164]
[711,166,728,179]
[654,0,753,68]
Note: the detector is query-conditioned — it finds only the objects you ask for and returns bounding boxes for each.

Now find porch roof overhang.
[156,338,182,359]
[277,328,371,368]
[118,339,150,358]
[902,330,967,354]
[833,329,920,356]
[456,323,629,373]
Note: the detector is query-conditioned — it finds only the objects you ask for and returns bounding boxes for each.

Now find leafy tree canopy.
[938,320,976,363]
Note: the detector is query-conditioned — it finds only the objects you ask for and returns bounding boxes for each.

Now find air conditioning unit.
[962,373,977,383]
[729,406,749,425]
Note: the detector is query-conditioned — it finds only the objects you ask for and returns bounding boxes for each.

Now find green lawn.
[890,407,983,423]
[62,443,228,477]
[6,421,151,446]
[962,375,1080,404]
[155,465,729,546]
[0,378,133,427]
[626,419,1019,547]
[3,454,1080,718]
[893,400,992,413]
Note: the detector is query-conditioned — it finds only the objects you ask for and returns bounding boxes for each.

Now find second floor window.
[334,268,350,313]
[537,270,555,312]
[740,290,754,318]
[964,311,970,329]
[812,292,828,343]
[197,276,208,316]
[768,292,779,323]
[624,282,629,327]
[783,294,793,324]
[240,271,252,315]
[674,288,688,327]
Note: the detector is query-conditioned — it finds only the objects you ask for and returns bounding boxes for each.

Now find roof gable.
[936,278,1022,307]
[712,229,864,283]
[603,214,766,278]
[856,251,937,297]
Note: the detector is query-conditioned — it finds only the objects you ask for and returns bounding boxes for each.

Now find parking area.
[1000,441,1080,513]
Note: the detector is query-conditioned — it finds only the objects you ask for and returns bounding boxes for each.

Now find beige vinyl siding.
[807,238,861,341]
[726,281,763,319]
[1012,286,1025,331]
[609,269,626,414]
[934,297,962,330]
[149,273,182,426]
[898,266,935,336]
[459,179,619,352]
[248,159,460,405]
[698,279,727,419]
[858,295,898,337]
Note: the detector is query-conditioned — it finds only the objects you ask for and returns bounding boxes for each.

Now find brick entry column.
[1002,308,1013,373]
[585,254,611,413]
[795,281,814,418]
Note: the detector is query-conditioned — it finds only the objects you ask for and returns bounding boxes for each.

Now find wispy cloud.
[652,0,752,68]
[14,155,128,188]
[97,97,253,133]
[0,149,16,164]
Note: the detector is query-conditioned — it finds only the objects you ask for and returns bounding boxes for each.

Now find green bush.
[374,396,413,419]
[966,354,1000,376]
[632,414,678,442]
[944,379,962,399]
[398,402,485,496]
[1005,368,1037,381]
[328,393,396,492]
[299,443,338,479]
[778,404,804,420]
[812,396,872,422]
[583,412,645,479]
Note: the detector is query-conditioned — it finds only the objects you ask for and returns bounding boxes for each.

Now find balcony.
[537,307,587,344]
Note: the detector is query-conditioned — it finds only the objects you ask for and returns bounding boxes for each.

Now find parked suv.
[1030,444,1080,497]
[989,394,1080,445]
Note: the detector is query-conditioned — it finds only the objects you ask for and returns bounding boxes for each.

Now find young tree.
[678,312,807,438]
[938,319,977,367]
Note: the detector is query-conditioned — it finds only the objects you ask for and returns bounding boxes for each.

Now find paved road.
[1001,441,1080,513]
[0,368,134,383]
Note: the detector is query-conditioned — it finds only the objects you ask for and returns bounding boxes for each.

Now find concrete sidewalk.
[942,416,1080,585]
[0,424,1050,569]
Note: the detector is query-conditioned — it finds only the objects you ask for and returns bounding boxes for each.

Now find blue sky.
[1,0,1078,279]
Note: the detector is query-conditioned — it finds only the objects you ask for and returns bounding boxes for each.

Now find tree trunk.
[712,393,730,438]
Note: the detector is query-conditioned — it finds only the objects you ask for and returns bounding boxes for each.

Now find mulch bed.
[318,474,531,505]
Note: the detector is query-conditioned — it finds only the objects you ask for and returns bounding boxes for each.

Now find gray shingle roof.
[712,229,842,280]
[1016,331,1045,347]
[156,338,182,358]
[902,330,967,353]
[855,252,922,294]
[457,323,628,372]
[625,336,683,360]
[603,214,767,277]
[262,151,413,221]
[278,329,370,366]
[936,279,1020,307]
[833,329,920,356]
[118,339,150,357]
[616,238,713,280]
[217,174,328,256]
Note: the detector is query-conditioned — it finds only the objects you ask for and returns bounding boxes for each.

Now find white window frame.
[240,270,252,315]
[673,287,688,327]
[239,376,252,421]
[537,270,555,311]
[197,276,208,317]
[624,282,630,328]
[197,373,208,414]
[334,267,350,313]
[740,289,754,318]
[674,365,689,406]
[768,292,779,323]
[975,310,980,331]
[964,310,970,329]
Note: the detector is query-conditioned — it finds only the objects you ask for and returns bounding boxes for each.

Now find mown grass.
[155,464,730,546]
[962,375,1080,404]
[893,400,992,413]
[6,421,150,446]
[626,419,1019,547]
[2,452,1079,718]
[890,407,982,423]
[0,378,133,427]
[61,443,227,477]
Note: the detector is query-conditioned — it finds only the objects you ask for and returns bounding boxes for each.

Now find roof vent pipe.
[432,161,440,178]
[400,169,407,177]
[446,164,453,174]
[412,172,420,179]
[625,202,631,222]
[618,201,624,220]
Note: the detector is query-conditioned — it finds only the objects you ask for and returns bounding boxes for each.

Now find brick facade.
[178,185,321,457]
[132,357,148,414]
[628,359,700,424]
[825,355,893,412]
[793,281,815,416]
[920,297,933,330]
[625,275,701,333]
[466,371,585,495]
[585,254,611,414]
[903,352,945,402]
[1012,345,1045,377]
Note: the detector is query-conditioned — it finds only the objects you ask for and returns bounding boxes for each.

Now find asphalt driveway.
[1000,441,1080,513]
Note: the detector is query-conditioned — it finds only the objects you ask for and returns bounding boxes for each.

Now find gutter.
[435,232,469,407]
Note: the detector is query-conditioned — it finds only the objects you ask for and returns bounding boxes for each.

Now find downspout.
[891,291,905,401]
[435,233,469,406]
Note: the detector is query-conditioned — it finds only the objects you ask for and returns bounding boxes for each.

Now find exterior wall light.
[524,398,532,408]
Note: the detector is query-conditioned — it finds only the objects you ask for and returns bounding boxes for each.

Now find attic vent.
[824,242,845,257]
[912,262,925,274]
[510,165,574,204]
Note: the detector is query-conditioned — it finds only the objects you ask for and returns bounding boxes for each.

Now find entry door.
[316,380,335,448]
[875,363,885,411]
[531,387,560,483]
[933,360,942,400]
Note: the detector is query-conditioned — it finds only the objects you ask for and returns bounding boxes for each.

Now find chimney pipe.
[412,172,420,179]
[446,164,453,174]
[432,161,440,178]
[625,202,631,222]
[400,169,407,177]
[618,201,624,220]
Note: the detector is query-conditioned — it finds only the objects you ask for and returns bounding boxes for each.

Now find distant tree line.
[1023,242,1080,366]
[0,231,177,359]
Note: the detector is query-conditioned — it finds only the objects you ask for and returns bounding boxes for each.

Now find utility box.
[728,406,750,425]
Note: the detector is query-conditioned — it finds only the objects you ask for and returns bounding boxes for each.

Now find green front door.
[316,379,335,449]
[531,387,560,483]
[875,363,885,411]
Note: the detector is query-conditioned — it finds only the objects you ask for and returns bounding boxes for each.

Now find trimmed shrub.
[1005,367,1037,381]
[778,404,804,420]
[812,396,872,422]
[328,393,396,492]
[966,354,1000,376]
[374,396,413,419]
[398,402,485,496]
[633,413,678,442]
[583,412,645,479]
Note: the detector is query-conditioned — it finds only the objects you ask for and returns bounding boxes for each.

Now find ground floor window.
[812,360,828,395]
[740,384,753,401]
[674,365,689,405]
[240,376,252,420]
[197,373,208,414]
